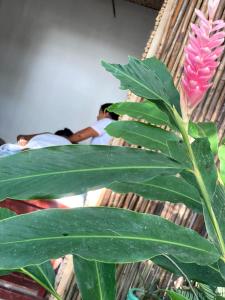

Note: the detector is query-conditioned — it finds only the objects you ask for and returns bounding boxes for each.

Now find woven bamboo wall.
[53,1,225,299]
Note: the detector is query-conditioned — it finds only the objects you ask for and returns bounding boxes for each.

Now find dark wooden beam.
[126,0,164,10]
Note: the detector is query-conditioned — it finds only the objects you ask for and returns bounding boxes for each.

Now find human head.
[0,138,5,146]
[97,103,119,121]
[54,128,73,138]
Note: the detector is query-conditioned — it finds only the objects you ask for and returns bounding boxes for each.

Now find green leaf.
[218,259,225,281]
[74,256,115,300]
[0,209,16,275]
[0,209,59,299]
[152,255,225,287]
[23,262,55,291]
[108,101,172,127]
[167,290,189,300]
[0,207,219,269]
[180,171,201,199]
[219,145,225,185]
[0,145,183,200]
[101,57,180,113]
[198,284,216,300]
[106,121,180,155]
[203,185,225,251]
[21,262,57,299]
[176,285,216,300]
[188,122,218,154]
[109,175,202,212]
[141,57,180,113]
[0,207,16,219]
[192,138,217,199]
[191,139,219,250]
[167,141,191,168]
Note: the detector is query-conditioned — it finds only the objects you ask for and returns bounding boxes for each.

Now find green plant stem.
[162,254,198,300]
[174,110,225,259]
[20,268,62,300]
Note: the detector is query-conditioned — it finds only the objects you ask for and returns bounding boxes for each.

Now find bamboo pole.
[146,0,176,58]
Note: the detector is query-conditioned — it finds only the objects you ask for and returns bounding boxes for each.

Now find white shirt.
[90,118,114,145]
[0,134,71,158]
[27,133,71,149]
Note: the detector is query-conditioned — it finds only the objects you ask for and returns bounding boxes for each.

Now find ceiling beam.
[126,0,164,10]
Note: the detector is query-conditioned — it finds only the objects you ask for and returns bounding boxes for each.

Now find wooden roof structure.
[53,0,225,299]
[126,0,164,10]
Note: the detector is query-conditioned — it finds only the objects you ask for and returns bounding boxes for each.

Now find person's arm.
[69,127,98,143]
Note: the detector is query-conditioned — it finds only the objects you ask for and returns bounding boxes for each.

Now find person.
[69,103,119,206]
[17,128,73,148]
[0,128,74,158]
[69,103,119,145]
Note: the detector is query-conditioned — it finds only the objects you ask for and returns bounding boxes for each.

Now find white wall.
[0,0,157,142]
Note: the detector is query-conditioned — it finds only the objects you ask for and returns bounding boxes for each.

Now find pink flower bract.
[181,1,225,111]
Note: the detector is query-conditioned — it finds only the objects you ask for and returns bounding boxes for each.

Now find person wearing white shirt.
[17,128,73,148]
[69,103,119,145]
[69,103,119,206]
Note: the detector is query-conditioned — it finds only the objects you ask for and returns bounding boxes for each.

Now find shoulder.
[91,118,114,135]
[93,118,114,127]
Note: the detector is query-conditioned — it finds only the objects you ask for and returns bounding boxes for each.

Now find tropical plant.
[0,1,224,299]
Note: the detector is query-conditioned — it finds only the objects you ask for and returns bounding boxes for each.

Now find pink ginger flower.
[181,0,225,115]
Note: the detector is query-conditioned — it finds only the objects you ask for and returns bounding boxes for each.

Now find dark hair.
[54,128,73,137]
[0,138,5,146]
[100,103,119,120]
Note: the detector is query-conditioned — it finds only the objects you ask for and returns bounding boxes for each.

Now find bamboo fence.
[53,0,225,299]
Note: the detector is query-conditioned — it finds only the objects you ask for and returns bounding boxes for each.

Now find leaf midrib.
[0,165,179,183]
[1,234,214,255]
[95,262,103,300]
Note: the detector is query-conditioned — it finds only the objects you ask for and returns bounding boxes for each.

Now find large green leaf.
[106,121,179,155]
[108,175,202,212]
[74,256,115,300]
[219,145,225,185]
[0,207,219,269]
[101,57,180,113]
[108,101,172,127]
[0,145,183,200]
[188,122,218,155]
[0,208,59,298]
[152,255,225,287]
[191,138,217,199]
